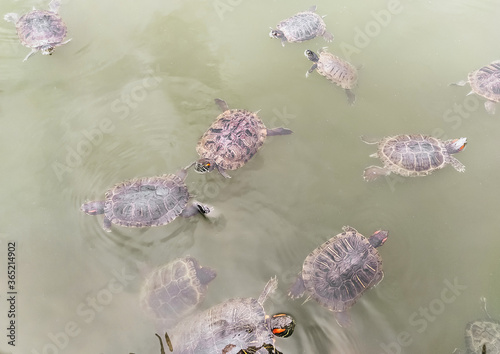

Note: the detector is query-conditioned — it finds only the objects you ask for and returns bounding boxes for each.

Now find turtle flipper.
[450,80,468,87]
[23,48,38,62]
[485,100,496,114]
[215,98,230,111]
[103,217,112,232]
[345,89,356,105]
[334,310,352,328]
[323,31,334,42]
[288,274,306,299]
[363,166,391,181]
[266,127,292,136]
[4,13,19,23]
[217,165,231,178]
[306,63,317,78]
[48,0,61,13]
[449,156,465,173]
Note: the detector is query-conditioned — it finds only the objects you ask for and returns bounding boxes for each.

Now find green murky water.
[1,0,500,353]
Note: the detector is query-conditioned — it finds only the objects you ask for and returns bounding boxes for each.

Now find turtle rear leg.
[485,100,497,114]
[449,156,465,172]
[334,310,352,328]
[266,127,293,136]
[345,89,356,105]
[3,13,19,23]
[288,274,306,299]
[363,166,391,181]
[49,0,61,13]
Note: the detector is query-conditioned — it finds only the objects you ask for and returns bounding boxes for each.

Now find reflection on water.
[1,0,500,353]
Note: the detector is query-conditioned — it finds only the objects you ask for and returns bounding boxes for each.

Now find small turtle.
[304,48,358,105]
[452,61,500,114]
[4,0,71,62]
[168,277,295,354]
[140,257,217,328]
[361,134,467,181]
[289,226,388,327]
[194,99,292,178]
[270,5,333,46]
[81,164,212,232]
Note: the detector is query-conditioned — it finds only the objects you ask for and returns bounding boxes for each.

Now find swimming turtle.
[81,164,212,232]
[140,257,216,327]
[452,61,500,114]
[269,5,333,46]
[194,99,292,178]
[289,226,388,327]
[168,277,295,354]
[4,0,71,62]
[361,134,467,181]
[304,48,358,105]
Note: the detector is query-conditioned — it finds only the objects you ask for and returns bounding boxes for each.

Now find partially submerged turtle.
[452,61,500,114]
[289,226,388,327]
[194,99,292,178]
[361,134,467,181]
[4,0,71,62]
[168,277,295,354]
[269,5,333,46]
[81,164,212,232]
[304,48,358,105]
[140,257,216,327]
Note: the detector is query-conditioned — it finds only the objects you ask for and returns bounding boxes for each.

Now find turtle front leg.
[449,156,465,173]
[266,127,292,136]
[306,64,317,78]
[3,13,19,23]
[345,89,356,105]
[217,165,231,178]
[363,166,391,181]
[103,217,112,232]
[288,274,306,299]
[449,80,468,87]
[22,48,38,62]
[485,100,497,115]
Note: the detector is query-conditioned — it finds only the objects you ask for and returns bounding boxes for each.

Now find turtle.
[304,48,358,105]
[4,0,71,62]
[269,5,333,46]
[452,61,500,114]
[289,226,388,327]
[361,134,467,181]
[140,257,217,328]
[194,99,292,178]
[81,164,212,232]
[167,277,296,354]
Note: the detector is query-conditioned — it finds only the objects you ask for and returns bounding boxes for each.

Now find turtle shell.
[276,10,328,43]
[15,9,67,49]
[468,61,500,103]
[140,257,216,326]
[300,226,384,313]
[316,51,357,90]
[377,134,449,176]
[196,109,268,171]
[104,174,189,228]
[465,319,500,354]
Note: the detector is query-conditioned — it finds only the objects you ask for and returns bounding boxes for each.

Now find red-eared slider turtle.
[289,226,388,327]
[194,99,292,178]
[4,0,71,62]
[269,5,333,46]
[452,61,500,115]
[305,48,358,105]
[168,277,295,354]
[81,164,212,232]
[361,134,467,181]
[140,257,216,328]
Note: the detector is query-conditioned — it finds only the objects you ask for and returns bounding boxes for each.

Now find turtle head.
[40,45,56,56]
[269,28,285,40]
[269,313,296,338]
[445,137,467,154]
[369,230,389,248]
[304,49,319,63]
[194,158,216,174]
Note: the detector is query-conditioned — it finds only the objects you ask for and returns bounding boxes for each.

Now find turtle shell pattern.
[277,11,327,43]
[140,257,213,325]
[376,134,450,177]
[468,61,500,103]
[196,109,267,171]
[300,227,383,313]
[104,174,189,228]
[316,51,357,90]
[169,297,272,353]
[465,319,500,354]
[16,9,67,49]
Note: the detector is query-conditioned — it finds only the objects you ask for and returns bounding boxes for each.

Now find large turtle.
[81,164,212,232]
[269,5,333,46]
[4,0,71,62]
[289,226,388,327]
[304,48,358,105]
[194,99,292,178]
[361,134,467,181]
[140,257,217,328]
[452,61,500,114]
[167,277,295,354]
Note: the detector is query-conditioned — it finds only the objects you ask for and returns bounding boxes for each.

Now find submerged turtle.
[140,257,216,327]
[81,164,212,232]
[168,277,295,354]
[452,61,500,114]
[361,134,467,181]
[4,0,71,62]
[304,48,358,105]
[194,99,292,178]
[269,5,333,46]
[289,226,388,327]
